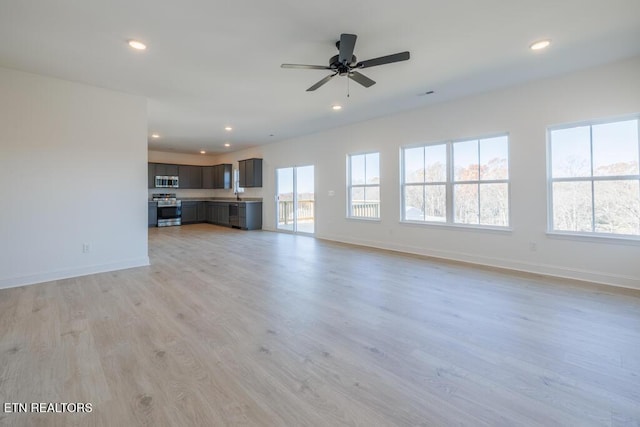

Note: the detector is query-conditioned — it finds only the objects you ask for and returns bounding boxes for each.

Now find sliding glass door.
[276,165,315,234]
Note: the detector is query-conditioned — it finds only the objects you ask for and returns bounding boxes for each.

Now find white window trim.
[400,133,511,228]
[546,114,640,240]
[347,152,381,220]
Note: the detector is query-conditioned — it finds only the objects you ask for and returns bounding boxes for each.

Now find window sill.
[546,231,640,246]
[399,220,513,234]
[346,216,381,223]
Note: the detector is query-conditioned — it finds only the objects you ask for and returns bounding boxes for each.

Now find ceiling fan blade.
[348,71,376,88]
[356,51,410,69]
[281,64,332,70]
[306,73,337,91]
[338,33,357,65]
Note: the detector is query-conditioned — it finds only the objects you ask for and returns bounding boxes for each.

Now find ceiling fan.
[281,33,410,92]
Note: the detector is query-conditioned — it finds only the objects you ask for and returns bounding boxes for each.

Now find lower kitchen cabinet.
[207,202,230,227]
[206,202,230,226]
[154,200,260,229]
[181,201,199,224]
[197,202,207,222]
[148,202,157,227]
[217,204,230,225]
[239,202,262,230]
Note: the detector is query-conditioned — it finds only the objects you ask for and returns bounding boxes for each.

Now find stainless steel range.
[152,193,181,227]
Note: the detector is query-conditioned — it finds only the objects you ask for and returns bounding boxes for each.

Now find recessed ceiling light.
[128,40,147,50]
[332,105,342,111]
[224,126,233,131]
[200,150,206,154]
[224,143,231,147]
[151,134,160,138]
[530,39,551,51]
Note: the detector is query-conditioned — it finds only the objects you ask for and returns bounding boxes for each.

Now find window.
[404,144,447,222]
[402,135,510,227]
[348,152,380,219]
[548,117,640,237]
[453,136,510,226]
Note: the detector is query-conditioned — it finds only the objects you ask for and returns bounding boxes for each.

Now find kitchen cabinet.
[202,166,214,189]
[185,201,262,229]
[154,163,179,176]
[148,202,157,227]
[181,201,199,223]
[239,202,262,230]
[206,203,215,223]
[150,162,231,189]
[214,203,230,226]
[239,158,262,188]
[203,164,232,189]
[179,165,202,189]
[148,163,155,188]
[197,202,207,222]
[213,164,232,189]
[206,202,230,226]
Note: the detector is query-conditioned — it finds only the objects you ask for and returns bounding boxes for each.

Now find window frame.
[401,133,511,230]
[347,151,381,220]
[546,114,640,240]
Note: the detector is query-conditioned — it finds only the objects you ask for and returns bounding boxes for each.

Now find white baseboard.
[318,233,640,291]
[0,257,150,290]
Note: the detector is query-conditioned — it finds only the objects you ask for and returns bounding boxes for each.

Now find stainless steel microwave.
[155,176,179,188]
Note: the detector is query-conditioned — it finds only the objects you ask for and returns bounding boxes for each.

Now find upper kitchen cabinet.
[213,164,232,189]
[178,165,202,189]
[202,164,231,189]
[148,163,155,188]
[239,158,262,188]
[154,163,179,176]
[202,166,214,189]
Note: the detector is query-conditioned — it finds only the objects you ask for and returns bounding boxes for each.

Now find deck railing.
[278,200,315,224]
[350,201,380,218]
[278,200,381,223]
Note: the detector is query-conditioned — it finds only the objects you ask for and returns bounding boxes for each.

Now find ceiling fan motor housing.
[330,54,357,74]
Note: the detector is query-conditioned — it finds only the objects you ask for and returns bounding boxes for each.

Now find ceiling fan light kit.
[281,33,410,92]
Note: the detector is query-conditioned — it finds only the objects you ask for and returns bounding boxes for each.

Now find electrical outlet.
[82,243,90,253]
[529,241,537,252]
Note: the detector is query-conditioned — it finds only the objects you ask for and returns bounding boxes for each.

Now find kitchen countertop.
[149,198,262,203]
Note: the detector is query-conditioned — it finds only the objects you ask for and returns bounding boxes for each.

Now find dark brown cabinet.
[239,158,262,188]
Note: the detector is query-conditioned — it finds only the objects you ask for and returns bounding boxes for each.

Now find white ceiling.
[1,0,639,154]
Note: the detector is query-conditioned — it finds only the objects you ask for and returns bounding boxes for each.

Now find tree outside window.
[549,118,640,236]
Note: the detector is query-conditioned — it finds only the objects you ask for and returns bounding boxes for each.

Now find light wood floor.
[1,224,640,426]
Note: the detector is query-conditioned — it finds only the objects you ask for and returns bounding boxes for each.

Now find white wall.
[211,56,640,290]
[0,67,149,288]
